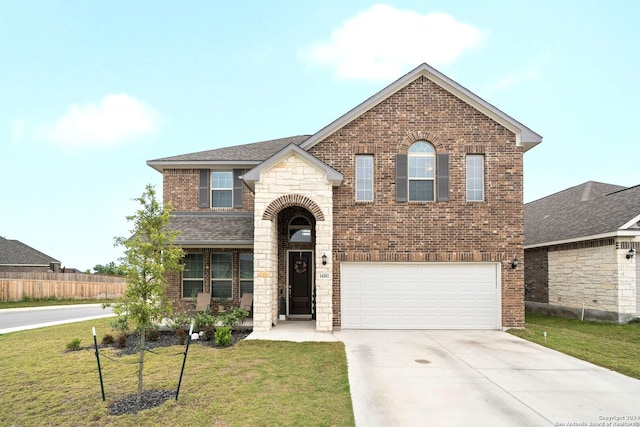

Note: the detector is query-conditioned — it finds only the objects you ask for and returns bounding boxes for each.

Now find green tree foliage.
[92,261,127,275]
[113,184,184,406]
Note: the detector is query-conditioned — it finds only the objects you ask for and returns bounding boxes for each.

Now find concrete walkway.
[248,324,640,427]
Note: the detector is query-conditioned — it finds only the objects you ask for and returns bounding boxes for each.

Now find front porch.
[246,319,338,342]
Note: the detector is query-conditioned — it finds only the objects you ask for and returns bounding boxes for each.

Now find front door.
[289,251,312,315]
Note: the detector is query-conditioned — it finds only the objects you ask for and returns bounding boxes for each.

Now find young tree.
[113,184,184,406]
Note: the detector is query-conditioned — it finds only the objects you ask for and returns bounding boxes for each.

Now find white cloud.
[300,4,484,81]
[39,93,158,148]
[483,54,550,94]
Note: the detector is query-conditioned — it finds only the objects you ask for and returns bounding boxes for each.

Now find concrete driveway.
[334,330,640,427]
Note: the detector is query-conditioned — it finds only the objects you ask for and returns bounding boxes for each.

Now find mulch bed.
[93,328,251,415]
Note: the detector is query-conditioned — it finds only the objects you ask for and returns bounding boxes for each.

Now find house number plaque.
[318,273,331,279]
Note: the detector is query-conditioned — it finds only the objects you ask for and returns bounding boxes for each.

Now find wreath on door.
[294,260,307,274]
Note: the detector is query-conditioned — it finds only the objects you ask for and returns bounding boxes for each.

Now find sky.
[1,1,639,271]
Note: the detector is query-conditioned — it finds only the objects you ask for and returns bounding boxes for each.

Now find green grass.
[509,314,640,379]
[0,318,354,426]
[0,298,117,309]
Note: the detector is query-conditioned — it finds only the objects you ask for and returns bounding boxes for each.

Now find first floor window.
[211,171,233,208]
[466,155,485,201]
[211,252,232,298]
[182,253,204,298]
[239,253,254,296]
[356,155,374,201]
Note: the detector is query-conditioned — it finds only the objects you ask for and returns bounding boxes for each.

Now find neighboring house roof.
[0,236,60,266]
[147,135,310,172]
[525,181,640,247]
[300,62,543,153]
[167,212,254,246]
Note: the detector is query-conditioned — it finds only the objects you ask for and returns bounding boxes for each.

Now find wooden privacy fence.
[0,272,126,302]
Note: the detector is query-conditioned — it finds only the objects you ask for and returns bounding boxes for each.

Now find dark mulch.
[108,328,252,356]
[96,328,251,415]
[108,389,176,416]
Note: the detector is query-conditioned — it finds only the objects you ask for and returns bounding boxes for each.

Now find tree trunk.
[136,326,146,407]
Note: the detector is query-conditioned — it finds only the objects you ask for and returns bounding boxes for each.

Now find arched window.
[408,141,436,201]
[288,216,312,242]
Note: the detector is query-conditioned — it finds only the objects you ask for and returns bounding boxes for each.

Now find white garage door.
[341,263,500,329]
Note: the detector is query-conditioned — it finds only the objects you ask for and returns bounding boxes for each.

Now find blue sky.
[1,1,638,271]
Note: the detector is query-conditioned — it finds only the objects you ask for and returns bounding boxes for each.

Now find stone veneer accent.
[548,242,637,320]
[252,153,334,332]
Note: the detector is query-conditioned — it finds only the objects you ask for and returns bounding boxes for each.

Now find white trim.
[525,230,640,249]
[620,213,640,230]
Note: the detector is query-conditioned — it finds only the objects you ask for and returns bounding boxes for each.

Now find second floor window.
[466,155,485,201]
[356,155,374,202]
[211,171,233,208]
[408,141,435,201]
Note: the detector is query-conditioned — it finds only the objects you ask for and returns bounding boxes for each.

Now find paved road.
[0,304,115,334]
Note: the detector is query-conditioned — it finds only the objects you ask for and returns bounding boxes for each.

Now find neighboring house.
[524,181,640,322]
[0,236,61,273]
[147,63,542,332]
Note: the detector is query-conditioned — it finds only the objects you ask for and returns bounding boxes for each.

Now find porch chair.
[239,293,253,315]
[195,292,211,312]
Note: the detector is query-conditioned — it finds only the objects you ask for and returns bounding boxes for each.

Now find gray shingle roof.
[167,212,254,245]
[149,135,310,163]
[525,181,640,246]
[0,237,60,265]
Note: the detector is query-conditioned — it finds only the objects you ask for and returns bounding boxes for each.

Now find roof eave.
[175,241,254,248]
[525,229,640,249]
[147,160,261,173]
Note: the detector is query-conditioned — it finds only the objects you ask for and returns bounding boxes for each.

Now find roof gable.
[0,237,60,266]
[525,182,640,247]
[300,63,542,152]
[242,143,343,191]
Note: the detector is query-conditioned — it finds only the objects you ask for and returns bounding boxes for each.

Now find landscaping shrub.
[101,334,114,345]
[219,308,248,329]
[215,326,232,346]
[115,334,127,348]
[147,327,160,342]
[66,338,81,351]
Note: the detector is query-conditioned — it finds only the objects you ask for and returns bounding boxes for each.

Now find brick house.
[525,181,640,323]
[147,63,542,332]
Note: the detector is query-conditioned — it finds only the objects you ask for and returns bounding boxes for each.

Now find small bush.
[175,329,187,346]
[219,308,248,329]
[147,327,160,342]
[202,325,216,342]
[101,334,114,345]
[66,338,81,351]
[115,334,127,348]
[193,310,217,331]
[215,326,232,347]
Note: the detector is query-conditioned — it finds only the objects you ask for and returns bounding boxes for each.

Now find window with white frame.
[239,253,253,296]
[211,252,232,299]
[355,155,374,202]
[182,253,204,298]
[408,141,436,201]
[466,155,484,201]
[211,171,233,208]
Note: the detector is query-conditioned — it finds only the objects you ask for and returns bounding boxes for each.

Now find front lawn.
[509,314,640,380]
[0,318,354,426]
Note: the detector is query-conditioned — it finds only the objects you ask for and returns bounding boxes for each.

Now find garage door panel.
[341,262,499,329]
